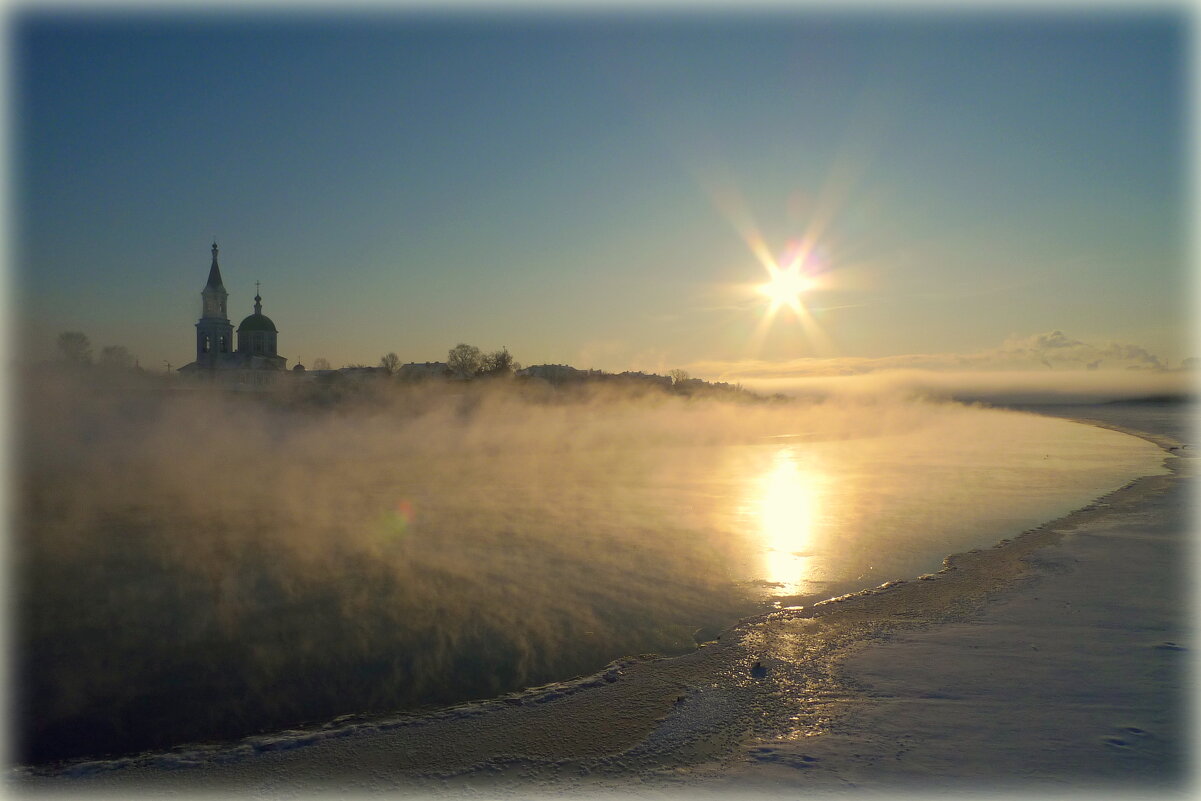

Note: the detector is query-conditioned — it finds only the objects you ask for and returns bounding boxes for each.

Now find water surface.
[17,384,1167,764]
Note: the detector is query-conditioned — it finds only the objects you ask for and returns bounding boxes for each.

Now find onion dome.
[237,291,277,333]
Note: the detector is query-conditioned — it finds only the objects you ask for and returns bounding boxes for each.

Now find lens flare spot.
[380,498,415,539]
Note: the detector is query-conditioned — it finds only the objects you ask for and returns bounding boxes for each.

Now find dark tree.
[379,352,401,376]
[447,343,483,378]
[481,347,519,376]
[57,331,92,366]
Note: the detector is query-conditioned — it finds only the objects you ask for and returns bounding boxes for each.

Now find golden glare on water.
[753,448,823,595]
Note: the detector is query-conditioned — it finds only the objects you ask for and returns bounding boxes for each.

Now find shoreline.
[693,414,1191,796]
[15,411,1189,796]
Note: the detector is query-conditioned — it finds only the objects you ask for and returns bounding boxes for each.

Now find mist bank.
[724,368,1195,405]
[17,405,1186,795]
[11,369,935,764]
[13,367,1165,766]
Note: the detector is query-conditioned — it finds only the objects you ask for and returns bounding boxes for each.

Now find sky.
[11,6,1194,386]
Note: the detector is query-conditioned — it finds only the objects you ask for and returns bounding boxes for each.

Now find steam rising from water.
[14,371,1164,764]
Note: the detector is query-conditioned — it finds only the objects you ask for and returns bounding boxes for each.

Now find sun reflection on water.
[755,447,823,596]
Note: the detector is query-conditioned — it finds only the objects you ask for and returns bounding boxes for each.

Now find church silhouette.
[178,242,288,384]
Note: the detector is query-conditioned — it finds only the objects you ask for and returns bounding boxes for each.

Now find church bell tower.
[195,241,234,364]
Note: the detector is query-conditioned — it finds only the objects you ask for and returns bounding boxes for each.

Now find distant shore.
[16,405,1189,797]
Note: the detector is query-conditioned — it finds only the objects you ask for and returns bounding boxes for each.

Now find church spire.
[206,240,225,290]
[254,281,262,315]
[200,241,229,321]
[195,240,233,361]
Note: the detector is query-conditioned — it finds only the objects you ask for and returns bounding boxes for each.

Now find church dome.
[237,312,277,333]
[237,291,277,333]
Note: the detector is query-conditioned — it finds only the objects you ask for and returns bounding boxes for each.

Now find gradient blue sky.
[14,8,1190,378]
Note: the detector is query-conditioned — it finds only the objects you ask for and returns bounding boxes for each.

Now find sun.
[756,264,814,316]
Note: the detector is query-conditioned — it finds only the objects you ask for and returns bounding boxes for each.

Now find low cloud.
[687,331,1194,402]
[998,330,1164,371]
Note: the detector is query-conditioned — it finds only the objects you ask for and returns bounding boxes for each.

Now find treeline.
[372,343,519,379]
[350,343,760,404]
[40,330,771,405]
[52,331,140,371]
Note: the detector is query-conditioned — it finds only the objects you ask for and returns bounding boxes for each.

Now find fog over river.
[14,373,1166,765]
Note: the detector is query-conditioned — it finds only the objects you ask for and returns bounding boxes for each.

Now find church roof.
[205,241,225,291]
[238,312,277,333]
[237,290,277,332]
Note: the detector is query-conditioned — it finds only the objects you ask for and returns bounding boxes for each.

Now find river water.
[16,385,1168,766]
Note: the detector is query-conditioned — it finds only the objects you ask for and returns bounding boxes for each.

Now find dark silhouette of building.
[178,242,287,385]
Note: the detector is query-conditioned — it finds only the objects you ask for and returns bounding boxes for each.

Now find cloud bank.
[688,331,1194,403]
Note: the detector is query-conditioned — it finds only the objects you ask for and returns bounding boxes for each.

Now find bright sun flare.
[756,265,813,314]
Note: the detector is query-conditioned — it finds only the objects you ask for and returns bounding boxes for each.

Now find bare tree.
[668,368,690,386]
[481,347,519,376]
[379,352,401,376]
[311,357,331,371]
[98,345,135,370]
[447,343,483,378]
[57,331,92,366]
